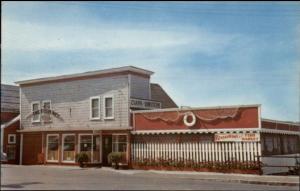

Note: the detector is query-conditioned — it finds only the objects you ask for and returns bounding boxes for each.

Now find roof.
[15,66,154,86]
[262,118,300,126]
[132,104,261,113]
[150,83,178,108]
[1,84,19,113]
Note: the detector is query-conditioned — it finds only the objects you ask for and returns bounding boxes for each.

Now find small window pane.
[105,98,112,108]
[32,103,40,121]
[47,135,59,161]
[63,135,75,162]
[91,98,99,118]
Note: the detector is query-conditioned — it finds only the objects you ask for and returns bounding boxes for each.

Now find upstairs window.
[31,102,40,122]
[42,100,52,122]
[90,97,100,120]
[104,95,114,119]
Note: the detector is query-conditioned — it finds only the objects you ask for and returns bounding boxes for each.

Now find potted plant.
[108,152,123,169]
[75,152,89,168]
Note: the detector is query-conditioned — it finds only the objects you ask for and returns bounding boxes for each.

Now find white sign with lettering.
[214,133,260,142]
[130,98,161,109]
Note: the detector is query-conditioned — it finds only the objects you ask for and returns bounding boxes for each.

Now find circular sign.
[183,112,196,127]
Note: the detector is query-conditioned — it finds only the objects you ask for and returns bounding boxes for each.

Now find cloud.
[2,20,236,55]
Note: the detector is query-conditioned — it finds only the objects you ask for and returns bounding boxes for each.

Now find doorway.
[102,135,112,166]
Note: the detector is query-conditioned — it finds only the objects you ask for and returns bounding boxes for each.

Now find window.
[42,100,51,122]
[62,134,75,162]
[6,145,16,160]
[90,97,100,120]
[104,95,114,119]
[79,135,92,162]
[31,102,40,122]
[47,134,59,162]
[112,135,127,153]
[8,134,16,144]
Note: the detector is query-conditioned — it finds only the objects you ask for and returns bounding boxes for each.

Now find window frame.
[103,94,114,120]
[78,134,93,162]
[31,101,41,123]
[46,134,59,163]
[42,100,52,122]
[61,134,76,163]
[8,134,16,144]
[112,134,127,153]
[90,96,101,120]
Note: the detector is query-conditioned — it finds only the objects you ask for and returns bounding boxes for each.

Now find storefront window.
[79,135,92,162]
[62,135,75,162]
[112,135,127,153]
[47,135,59,161]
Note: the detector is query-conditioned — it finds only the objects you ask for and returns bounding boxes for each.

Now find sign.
[214,133,260,142]
[130,98,161,109]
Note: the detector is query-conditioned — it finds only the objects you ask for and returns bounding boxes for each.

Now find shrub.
[108,152,123,169]
[75,152,89,167]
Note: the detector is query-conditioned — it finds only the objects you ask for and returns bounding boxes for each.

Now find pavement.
[1,164,299,190]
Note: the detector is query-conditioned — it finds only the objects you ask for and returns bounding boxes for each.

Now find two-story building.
[15,66,177,165]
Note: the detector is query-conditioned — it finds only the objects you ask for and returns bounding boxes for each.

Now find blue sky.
[2,2,300,121]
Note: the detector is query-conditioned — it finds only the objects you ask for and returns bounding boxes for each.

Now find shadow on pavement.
[1,181,42,189]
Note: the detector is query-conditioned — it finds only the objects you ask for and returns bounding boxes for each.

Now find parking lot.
[1,164,299,190]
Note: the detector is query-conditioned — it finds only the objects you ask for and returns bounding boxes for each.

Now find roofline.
[15,66,154,85]
[262,118,300,126]
[132,104,261,114]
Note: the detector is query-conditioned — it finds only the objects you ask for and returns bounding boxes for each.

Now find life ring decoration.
[183,112,196,127]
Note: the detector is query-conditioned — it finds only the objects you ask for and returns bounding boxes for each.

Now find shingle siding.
[1,84,20,113]
[20,75,130,130]
[130,74,150,100]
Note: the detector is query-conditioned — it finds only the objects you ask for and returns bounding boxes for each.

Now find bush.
[75,152,89,167]
[108,152,123,169]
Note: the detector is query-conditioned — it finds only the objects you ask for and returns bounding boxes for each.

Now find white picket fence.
[131,141,261,163]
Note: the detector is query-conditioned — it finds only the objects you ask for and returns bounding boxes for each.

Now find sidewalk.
[104,168,300,186]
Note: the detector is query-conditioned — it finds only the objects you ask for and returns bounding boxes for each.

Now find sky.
[2,2,300,121]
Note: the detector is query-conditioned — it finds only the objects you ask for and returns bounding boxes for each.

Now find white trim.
[260,128,300,135]
[15,66,154,85]
[17,126,132,133]
[8,134,16,144]
[78,134,93,162]
[131,128,260,135]
[31,101,41,123]
[61,134,76,163]
[42,100,52,122]
[128,74,131,127]
[0,128,3,153]
[46,134,59,162]
[132,104,262,114]
[103,94,114,120]
[90,96,101,120]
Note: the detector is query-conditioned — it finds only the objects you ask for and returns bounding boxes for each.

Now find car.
[1,152,7,163]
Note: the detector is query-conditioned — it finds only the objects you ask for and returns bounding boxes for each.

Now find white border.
[90,96,101,120]
[61,134,76,163]
[103,94,114,120]
[31,101,40,123]
[78,134,93,162]
[8,134,16,144]
[46,134,59,162]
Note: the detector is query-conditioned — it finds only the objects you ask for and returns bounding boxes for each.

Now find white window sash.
[103,95,114,120]
[31,101,40,123]
[90,96,100,120]
[46,134,59,162]
[61,134,76,163]
[8,134,16,144]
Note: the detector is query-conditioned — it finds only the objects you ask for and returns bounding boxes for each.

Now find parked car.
[1,152,7,163]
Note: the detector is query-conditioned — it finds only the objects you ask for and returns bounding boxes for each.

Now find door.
[102,135,112,166]
[23,133,42,165]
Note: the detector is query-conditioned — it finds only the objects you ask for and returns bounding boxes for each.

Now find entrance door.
[102,135,112,166]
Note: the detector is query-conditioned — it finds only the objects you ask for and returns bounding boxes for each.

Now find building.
[15,66,176,165]
[1,84,20,164]
[6,65,299,174]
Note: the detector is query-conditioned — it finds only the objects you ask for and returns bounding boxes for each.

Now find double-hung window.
[31,101,40,122]
[104,95,114,119]
[42,100,51,122]
[90,97,100,120]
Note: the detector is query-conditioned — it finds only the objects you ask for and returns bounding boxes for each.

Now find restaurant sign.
[214,133,260,142]
[130,98,161,109]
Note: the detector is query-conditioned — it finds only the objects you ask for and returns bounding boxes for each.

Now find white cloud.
[2,20,236,55]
